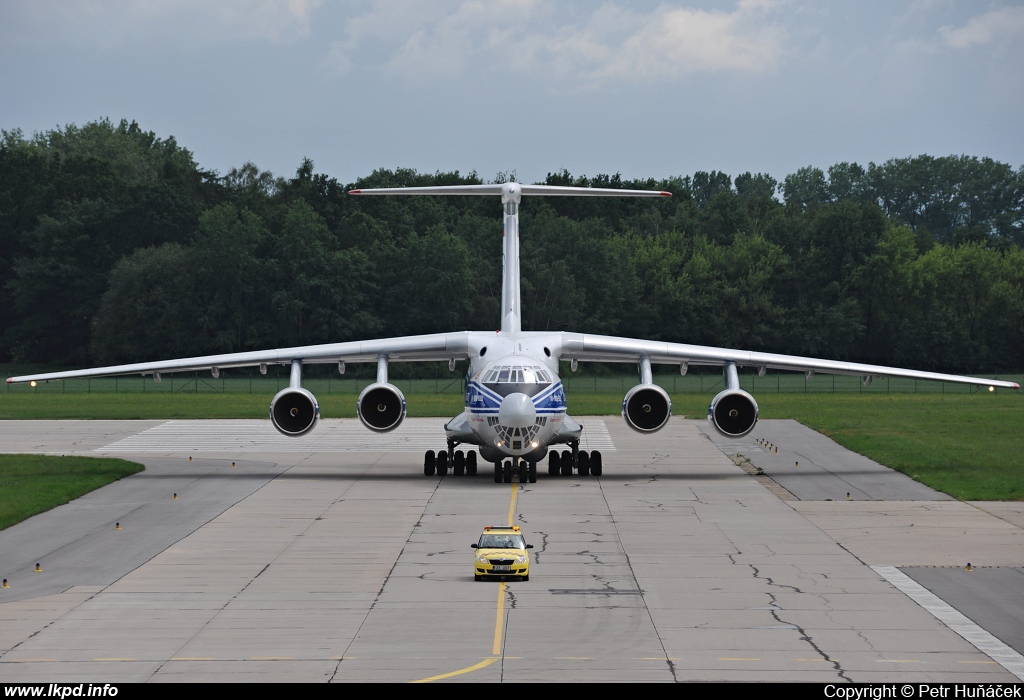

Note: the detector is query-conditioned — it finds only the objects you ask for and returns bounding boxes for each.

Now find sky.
[2,0,1023,187]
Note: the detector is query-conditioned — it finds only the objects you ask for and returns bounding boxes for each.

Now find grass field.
[0,454,144,530]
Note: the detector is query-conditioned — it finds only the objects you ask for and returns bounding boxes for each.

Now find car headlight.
[515,554,528,564]
[477,555,489,564]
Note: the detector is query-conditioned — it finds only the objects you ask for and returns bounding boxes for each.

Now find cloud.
[324,1,789,84]
[4,0,322,49]
[939,5,1024,49]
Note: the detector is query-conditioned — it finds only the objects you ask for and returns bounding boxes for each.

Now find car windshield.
[479,534,524,549]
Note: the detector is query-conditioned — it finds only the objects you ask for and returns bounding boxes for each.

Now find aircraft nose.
[498,392,536,428]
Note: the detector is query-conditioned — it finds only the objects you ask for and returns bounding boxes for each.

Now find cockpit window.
[483,365,551,385]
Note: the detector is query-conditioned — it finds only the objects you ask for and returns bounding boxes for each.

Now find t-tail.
[349,182,671,333]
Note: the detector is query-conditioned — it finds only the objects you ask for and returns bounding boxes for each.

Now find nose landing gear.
[493,458,537,484]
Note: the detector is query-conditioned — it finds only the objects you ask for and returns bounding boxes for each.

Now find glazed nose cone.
[498,392,536,428]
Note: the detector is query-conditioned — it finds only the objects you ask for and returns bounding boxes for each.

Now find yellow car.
[472,526,533,581]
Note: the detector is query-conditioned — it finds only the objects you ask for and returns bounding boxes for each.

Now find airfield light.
[989,386,994,392]
[2,579,8,588]
[30,381,36,387]
[35,563,41,572]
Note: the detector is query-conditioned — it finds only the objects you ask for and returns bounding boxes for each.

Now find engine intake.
[357,382,407,432]
[708,389,759,438]
[270,387,319,437]
[622,384,672,433]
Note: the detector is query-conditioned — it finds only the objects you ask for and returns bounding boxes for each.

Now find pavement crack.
[595,478,678,682]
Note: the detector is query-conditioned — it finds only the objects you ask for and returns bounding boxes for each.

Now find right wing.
[6,332,476,384]
[558,332,1019,389]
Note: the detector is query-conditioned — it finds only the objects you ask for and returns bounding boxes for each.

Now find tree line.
[1,118,1022,374]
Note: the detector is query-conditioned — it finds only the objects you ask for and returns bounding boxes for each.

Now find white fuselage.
[460,332,567,460]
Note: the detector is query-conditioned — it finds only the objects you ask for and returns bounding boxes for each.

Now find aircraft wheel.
[548,452,559,475]
[467,451,477,475]
[494,462,502,483]
[424,450,436,477]
[503,461,513,483]
[578,451,590,477]
[591,450,602,477]
[518,460,528,483]
[528,461,537,483]
[437,450,448,476]
[453,450,465,476]
[560,458,572,476]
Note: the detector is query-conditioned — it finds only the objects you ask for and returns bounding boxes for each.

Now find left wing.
[6,332,475,384]
[558,332,1019,389]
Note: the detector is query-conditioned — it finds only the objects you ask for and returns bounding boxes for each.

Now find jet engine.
[270,387,319,437]
[357,382,407,432]
[621,384,672,433]
[707,389,759,438]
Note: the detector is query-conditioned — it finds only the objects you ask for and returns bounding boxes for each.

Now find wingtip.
[348,189,362,195]
[5,378,11,384]
[660,191,672,197]
[1014,383,1020,390]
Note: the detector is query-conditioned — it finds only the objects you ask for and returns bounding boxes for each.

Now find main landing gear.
[424,443,477,477]
[493,458,537,484]
[547,441,602,478]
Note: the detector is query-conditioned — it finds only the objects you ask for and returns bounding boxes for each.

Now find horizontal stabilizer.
[349,183,671,198]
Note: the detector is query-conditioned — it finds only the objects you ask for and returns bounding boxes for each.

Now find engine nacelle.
[270,387,319,437]
[357,382,407,432]
[622,384,672,433]
[707,389,759,438]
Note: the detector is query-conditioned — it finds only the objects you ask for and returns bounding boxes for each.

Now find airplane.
[7,182,1019,484]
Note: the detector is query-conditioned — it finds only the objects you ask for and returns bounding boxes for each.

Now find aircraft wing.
[558,333,1020,389]
[5,332,476,384]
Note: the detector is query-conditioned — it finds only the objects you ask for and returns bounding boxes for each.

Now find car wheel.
[475,575,482,581]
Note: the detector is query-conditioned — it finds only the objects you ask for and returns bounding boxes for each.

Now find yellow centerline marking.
[171,657,216,661]
[410,657,500,683]
[720,657,760,661]
[507,481,518,525]
[10,658,58,663]
[410,480,519,683]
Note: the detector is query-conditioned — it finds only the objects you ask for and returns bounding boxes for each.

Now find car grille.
[489,558,514,565]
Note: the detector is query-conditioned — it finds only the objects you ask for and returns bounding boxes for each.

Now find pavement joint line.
[873,565,1024,681]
